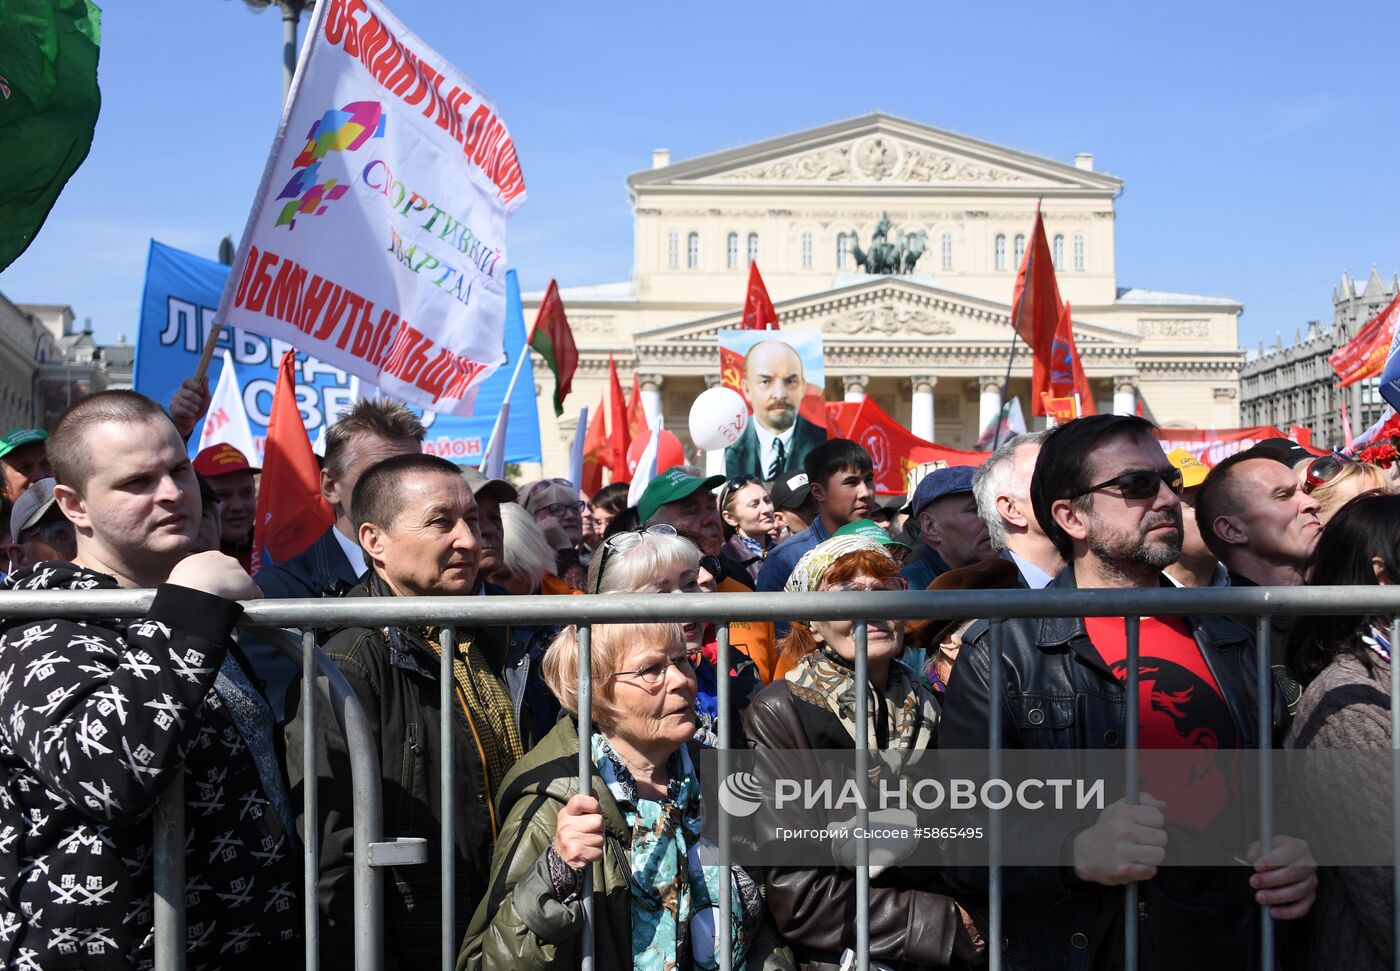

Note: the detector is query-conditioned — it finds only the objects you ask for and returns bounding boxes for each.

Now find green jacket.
[459,717,794,971]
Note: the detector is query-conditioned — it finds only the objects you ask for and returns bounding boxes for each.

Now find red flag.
[604,354,630,483]
[1041,393,1081,424]
[1048,301,1096,415]
[581,394,607,496]
[252,352,333,573]
[625,372,650,442]
[1330,292,1400,387]
[826,398,987,494]
[1010,206,1065,416]
[741,261,779,331]
[530,280,579,416]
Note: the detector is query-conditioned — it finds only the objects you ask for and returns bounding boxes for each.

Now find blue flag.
[1380,326,1400,415]
[133,240,541,464]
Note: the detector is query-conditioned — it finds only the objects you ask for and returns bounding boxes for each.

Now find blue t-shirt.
[755,516,833,593]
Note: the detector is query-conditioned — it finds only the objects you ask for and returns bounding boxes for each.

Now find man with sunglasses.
[940,415,1316,969]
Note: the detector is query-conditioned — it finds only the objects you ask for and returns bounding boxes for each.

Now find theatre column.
[978,375,1003,432]
[843,374,869,403]
[908,377,937,442]
[703,374,725,477]
[1112,375,1137,417]
[639,373,665,428]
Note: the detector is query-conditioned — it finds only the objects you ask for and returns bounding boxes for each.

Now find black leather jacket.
[938,568,1289,971]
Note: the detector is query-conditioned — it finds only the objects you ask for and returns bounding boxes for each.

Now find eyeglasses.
[1073,467,1184,501]
[824,578,909,593]
[718,474,762,510]
[592,524,679,593]
[1302,455,1350,495]
[698,554,723,580]
[610,649,703,686]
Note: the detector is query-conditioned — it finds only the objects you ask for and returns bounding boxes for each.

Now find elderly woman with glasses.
[589,524,763,746]
[742,534,986,968]
[460,621,792,971]
[718,474,780,583]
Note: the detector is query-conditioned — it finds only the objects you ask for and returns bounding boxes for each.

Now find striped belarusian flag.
[529,279,577,417]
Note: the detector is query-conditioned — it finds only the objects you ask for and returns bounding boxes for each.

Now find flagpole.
[991,308,1024,451]
[993,198,1043,451]
[477,344,532,472]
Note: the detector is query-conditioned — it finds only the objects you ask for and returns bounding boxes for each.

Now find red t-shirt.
[1084,616,1239,833]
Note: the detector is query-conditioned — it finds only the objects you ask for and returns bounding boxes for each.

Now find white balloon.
[688,386,749,451]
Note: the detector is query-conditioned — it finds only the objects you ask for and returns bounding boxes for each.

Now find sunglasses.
[1073,467,1184,501]
[718,474,762,510]
[699,554,723,580]
[1302,455,1350,495]
[592,524,679,593]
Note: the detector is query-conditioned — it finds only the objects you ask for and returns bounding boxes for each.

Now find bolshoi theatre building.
[522,113,1245,475]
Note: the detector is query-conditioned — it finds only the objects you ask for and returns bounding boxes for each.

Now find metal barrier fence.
[5,584,1400,971]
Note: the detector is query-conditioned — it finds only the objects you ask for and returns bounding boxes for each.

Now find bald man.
[726,339,827,480]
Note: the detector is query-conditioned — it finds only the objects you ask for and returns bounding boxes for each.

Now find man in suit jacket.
[725,339,827,480]
[249,398,425,716]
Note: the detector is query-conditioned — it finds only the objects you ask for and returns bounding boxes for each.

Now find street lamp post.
[230,0,315,100]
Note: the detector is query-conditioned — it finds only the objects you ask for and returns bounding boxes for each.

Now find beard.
[761,402,797,432]
[1086,510,1183,571]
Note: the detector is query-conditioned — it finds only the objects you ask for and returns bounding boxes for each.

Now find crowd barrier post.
[716,622,733,971]
[152,771,186,971]
[440,628,456,971]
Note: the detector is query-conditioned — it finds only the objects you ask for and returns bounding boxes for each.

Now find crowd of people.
[1,387,1398,970]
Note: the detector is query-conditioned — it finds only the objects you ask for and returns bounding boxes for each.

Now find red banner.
[1330,293,1400,387]
[826,399,988,494]
[1152,426,1325,466]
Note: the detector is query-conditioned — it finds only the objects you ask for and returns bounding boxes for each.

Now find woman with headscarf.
[742,534,985,969]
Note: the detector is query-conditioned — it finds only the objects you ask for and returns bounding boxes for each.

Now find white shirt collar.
[332,523,366,578]
[1006,548,1054,590]
[1164,562,1231,588]
[753,421,796,473]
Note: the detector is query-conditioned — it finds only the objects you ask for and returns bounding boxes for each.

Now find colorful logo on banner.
[133,240,541,465]
[216,0,526,416]
[276,101,386,228]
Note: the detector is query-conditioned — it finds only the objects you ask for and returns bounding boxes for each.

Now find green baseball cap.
[832,519,911,560]
[637,467,725,523]
[0,428,47,461]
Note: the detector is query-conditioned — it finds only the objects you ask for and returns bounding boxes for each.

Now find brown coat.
[742,678,981,970]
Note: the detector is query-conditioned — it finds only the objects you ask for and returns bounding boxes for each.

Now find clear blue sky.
[3,0,1396,351]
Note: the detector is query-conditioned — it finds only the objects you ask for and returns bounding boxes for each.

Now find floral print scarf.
[784,644,940,752]
[591,734,751,970]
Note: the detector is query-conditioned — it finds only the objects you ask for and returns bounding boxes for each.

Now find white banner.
[198,349,260,463]
[216,0,526,416]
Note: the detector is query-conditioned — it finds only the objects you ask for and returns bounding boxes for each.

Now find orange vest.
[717,576,780,683]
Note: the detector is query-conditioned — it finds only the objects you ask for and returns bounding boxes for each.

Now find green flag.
[0,0,101,271]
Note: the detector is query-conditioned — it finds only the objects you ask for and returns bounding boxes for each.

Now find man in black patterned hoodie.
[0,391,300,970]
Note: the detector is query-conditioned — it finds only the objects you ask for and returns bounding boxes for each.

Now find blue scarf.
[591,733,749,970]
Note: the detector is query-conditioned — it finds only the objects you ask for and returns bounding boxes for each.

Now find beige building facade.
[522,113,1245,477]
